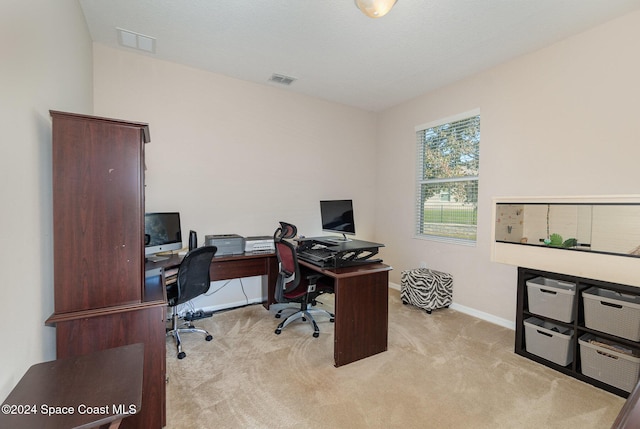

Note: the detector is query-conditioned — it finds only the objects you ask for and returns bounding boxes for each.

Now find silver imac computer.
[145,212,182,261]
[320,199,355,243]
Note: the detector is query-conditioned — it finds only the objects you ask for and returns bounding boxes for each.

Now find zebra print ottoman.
[400,268,452,314]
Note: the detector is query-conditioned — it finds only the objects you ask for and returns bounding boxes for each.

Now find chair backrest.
[172,245,218,306]
[274,221,297,240]
[273,222,300,302]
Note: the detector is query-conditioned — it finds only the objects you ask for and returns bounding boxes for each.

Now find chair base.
[166,308,213,359]
[275,306,335,338]
[274,297,329,319]
[273,303,299,320]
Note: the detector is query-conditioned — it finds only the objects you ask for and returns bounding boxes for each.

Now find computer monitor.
[144,212,182,258]
[320,199,356,242]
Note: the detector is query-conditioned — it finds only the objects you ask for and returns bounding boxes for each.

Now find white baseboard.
[178,298,264,316]
[183,284,516,331]
[388,282,515,331]
[449,303,515,330]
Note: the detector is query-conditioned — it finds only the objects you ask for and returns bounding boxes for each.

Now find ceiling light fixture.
[354,0,397,18]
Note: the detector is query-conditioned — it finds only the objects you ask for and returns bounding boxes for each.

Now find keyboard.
[146,255,170,262]
[297,246,335,263]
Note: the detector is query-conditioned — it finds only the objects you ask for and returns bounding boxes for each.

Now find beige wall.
[0,0,93,400]
[93,45,378,239]
[92,45,379,308]
[376,11,640,324]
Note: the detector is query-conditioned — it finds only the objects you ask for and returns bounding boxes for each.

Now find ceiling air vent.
[269,73,297,85]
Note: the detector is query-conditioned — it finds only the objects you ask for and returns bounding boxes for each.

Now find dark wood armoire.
[46,111,166,428]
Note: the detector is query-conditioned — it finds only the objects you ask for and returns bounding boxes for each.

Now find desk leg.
[333,270,389,367]
[263,255,279,310]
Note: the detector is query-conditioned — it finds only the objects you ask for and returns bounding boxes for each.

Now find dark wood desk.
[209,252,279,309]
[147,252,391,367]
[145,251,279,310]
[300,260,392,367]
[0,343,143,429]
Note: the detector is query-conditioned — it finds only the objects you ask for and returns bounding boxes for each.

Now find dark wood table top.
[0,343,144,429]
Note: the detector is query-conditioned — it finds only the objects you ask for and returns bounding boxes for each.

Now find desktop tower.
[189,230,198,251]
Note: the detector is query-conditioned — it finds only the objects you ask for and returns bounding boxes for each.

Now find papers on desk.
[165,267,179,285]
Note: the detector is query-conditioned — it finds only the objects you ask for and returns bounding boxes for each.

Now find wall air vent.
[269,73,297,85]
[117,27,156,53]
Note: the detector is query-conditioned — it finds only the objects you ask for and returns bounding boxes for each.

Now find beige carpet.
[165,289,624,429]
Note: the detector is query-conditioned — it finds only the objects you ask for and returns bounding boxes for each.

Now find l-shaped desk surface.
[146,247,391,367]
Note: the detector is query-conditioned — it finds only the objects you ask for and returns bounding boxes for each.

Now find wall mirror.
[495,203,640,258]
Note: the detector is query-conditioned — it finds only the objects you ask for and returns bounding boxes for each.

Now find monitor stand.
[325,233,352,244]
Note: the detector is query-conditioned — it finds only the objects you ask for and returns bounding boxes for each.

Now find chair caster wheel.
[177,351,186,359]
[275,329,281,335]
[330,318,335,322]
[275,314,281,319]
[302,317,307,322]
[205,335,213,341]
[313,332,319,338]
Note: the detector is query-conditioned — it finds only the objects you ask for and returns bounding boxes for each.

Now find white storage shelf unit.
[516,267,640,398]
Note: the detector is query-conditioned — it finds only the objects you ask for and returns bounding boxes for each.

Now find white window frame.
[414,109,481,245]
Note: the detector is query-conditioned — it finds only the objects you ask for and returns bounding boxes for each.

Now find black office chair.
[273,221,334,338]
[166,245,217,359]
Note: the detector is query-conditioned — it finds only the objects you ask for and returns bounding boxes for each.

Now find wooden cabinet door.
[52,112,146,313]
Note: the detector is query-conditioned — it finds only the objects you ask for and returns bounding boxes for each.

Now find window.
[415,110,480,244]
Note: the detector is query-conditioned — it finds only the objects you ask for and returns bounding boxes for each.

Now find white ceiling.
[79,0,640,112]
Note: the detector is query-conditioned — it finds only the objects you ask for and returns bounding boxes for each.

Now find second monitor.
[320,199,356,243]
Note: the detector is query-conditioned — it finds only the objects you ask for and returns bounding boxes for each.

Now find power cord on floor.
[175,278,255,320]
[204,279,233,296]
[238,278,249,305]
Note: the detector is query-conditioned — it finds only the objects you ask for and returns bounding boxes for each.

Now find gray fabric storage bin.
[579,333,640,393]
[524,317,574,366]
[582,287,640,342]
[526,277,576,322]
